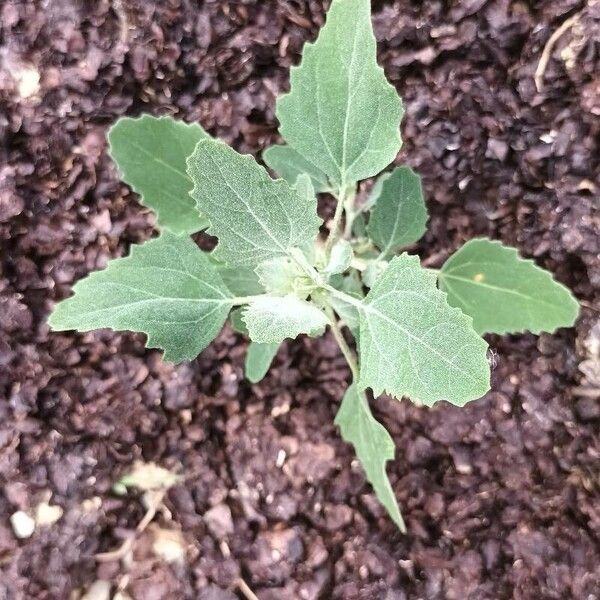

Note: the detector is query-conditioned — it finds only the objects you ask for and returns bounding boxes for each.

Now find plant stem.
[236,578,260,600]
[343,212,354,239]
[325,305,359,380]
[230,294,267,306]
[324,188,347,257]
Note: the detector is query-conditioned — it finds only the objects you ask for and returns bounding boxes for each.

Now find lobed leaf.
[367,167,428,257]
[275,0,404,192]
[438,238,580,335]
[242,295,328,344]
[49,233,233,362]
[187,140,321,267]
[335,385,405,531]
[245,342,280,383]
[108,115,209,234]
[358,254,490,406]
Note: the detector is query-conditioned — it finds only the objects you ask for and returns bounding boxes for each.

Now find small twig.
[571,386,600,399]
[111,0,130,45]
[580,299,600,314]
[535,13,580,92]
[236,577,260,600]
[95,489,166,562]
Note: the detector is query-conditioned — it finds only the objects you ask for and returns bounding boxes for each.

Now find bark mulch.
[0,1,598,598]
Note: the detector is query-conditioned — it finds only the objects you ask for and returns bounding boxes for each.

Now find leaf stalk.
[325,305,359,380]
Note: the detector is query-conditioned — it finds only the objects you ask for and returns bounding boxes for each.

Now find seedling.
[49,0,579,531]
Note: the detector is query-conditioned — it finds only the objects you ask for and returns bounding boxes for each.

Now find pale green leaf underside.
[243,295,328,344]
[245,341,279,383]
[363,171,391,213]
[362,259,389,288]
[335,385,405,531]
[187,140,321,267]
[367,166,428,256]
[438,238,580,335]
[275,0,403,191]
[326,239,353,275]
[48,233,233,362]
[108,115,209,234]
[359,254,490,406]
[263,144,331,193]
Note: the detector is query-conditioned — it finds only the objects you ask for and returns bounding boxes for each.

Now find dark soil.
[1,1,599,599]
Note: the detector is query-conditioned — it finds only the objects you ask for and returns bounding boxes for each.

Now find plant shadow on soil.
[0,1,598,598]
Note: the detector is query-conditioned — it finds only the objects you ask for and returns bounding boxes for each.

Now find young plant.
[49,0,579,531]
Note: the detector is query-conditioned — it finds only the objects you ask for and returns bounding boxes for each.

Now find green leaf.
[245,342,279,383]
[48,233,233,362]
[358,253,490,406]
[275,0,404,191]
[243,296,328,344]
[187,139,321,267]
[217,264,265,297]
[229,307,248,335]
[438,238,580,335]
[263,144,331,193]
[351,213,367,238]
[108,115,210,234]
[329,271,363,338]
[325,239,353,275]
[367,167,428,256]
[335,385,405,532]
[294,174,319,264]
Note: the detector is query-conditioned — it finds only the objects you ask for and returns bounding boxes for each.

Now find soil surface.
[1,1,599,599]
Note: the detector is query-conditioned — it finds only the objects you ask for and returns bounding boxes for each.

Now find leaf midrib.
[128,140,191,183]
[439,271,566,310]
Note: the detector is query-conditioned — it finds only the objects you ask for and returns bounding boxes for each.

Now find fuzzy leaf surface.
[243,296,328,344]
[438,238,579,335]
[49,233,233,362]
[275,0,403,191]
[108,115,209,234]
[187,140,321,266]
[255,257,309,296]
[358,254,490,406]
[245,342,279,383]
[335,385,405,531]
[367,167,428,256]
[263,144,331,192]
